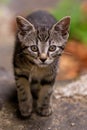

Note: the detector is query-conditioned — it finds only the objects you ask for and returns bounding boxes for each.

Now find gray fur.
[13,10,70,117]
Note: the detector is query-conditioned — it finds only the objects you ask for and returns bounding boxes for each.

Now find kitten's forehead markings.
[38,40,49,54]
[37,27,49,42]
[36,38,38,45]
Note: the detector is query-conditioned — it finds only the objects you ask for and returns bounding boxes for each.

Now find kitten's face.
[16,16,70,67]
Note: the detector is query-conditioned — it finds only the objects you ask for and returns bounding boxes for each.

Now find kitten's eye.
[49,45,56,52]
[30,45,38,52]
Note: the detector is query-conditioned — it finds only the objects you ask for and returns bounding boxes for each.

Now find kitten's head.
[16,15,70,67]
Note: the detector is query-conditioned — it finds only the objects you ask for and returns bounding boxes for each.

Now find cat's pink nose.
[39,53,47,63]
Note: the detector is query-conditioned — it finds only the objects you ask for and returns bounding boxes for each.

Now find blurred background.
[0,0,87,81]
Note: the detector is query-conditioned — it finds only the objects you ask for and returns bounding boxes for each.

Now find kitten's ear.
[16,16,35,33]
[51,16,71,38]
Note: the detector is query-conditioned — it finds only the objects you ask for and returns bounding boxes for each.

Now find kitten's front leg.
[15,71,33,117]
[36,80,54,116]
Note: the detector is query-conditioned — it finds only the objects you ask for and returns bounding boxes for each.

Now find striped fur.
[13,11,70,117]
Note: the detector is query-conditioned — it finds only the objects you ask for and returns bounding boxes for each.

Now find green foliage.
[0,0,10,4]
[51,0,87,44]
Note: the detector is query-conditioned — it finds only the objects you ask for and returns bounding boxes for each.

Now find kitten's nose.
[40,58,47,63]
[39,53,47,63]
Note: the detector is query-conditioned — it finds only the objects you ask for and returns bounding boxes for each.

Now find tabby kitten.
[13,11,70,117]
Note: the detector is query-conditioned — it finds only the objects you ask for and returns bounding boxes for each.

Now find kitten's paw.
[19,101,32,117]
[37,106,53,116]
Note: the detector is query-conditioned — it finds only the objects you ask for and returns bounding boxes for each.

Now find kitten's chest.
[30,66,49,80]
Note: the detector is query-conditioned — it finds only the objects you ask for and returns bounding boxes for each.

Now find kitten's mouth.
[39,63,48,67]
[34,59,52,67]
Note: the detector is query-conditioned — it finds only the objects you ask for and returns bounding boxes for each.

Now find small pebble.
[71,122,75,126]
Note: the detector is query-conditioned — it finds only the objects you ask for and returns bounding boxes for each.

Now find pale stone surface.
[55,74,87,98]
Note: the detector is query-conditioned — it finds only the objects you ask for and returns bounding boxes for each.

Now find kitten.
[13,11,70,117]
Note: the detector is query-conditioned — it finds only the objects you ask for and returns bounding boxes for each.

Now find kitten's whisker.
[17,52,29,56]
[63,51,72,56]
